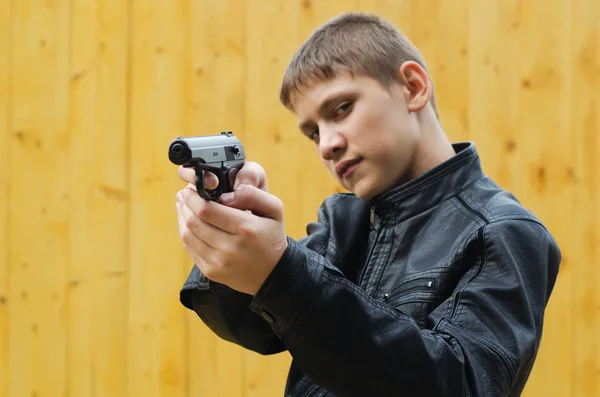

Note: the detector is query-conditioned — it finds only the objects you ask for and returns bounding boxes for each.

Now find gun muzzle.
[168,141,192,165]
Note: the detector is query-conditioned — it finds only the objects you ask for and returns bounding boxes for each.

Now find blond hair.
[279,12,437,116]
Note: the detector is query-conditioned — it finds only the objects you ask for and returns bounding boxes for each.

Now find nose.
[319,127,347,161]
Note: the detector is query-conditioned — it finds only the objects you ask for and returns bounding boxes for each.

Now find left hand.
[176,183,288,296]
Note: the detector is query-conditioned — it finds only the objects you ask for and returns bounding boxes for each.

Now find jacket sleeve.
[179,201,334,355]
[248,217,561,396]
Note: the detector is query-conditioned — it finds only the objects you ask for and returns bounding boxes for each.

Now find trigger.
[194,168,204,194]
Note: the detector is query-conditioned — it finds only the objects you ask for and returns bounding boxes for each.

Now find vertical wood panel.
[572,1,600,396]
[410,0,470,142]
[127,0,190,396]
[185,0,245,396]
[9,1,71,396]
[0,0,11,396]
[243,2,301,395]
[467,0,521,187]
[517,1,574,396]
[67,0,129,396]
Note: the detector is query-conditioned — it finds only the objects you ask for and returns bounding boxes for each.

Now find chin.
[348,180,378,201]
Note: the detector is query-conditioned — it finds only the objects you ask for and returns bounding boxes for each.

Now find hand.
[177,161,268,200]
[175,183,288,296]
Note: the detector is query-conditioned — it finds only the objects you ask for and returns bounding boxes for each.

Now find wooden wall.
[1,0,598,396]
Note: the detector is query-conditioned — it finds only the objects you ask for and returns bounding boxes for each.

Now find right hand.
[177,161,268,203]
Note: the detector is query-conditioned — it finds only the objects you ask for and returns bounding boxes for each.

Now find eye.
[309,128,320,142]
[334,102,352,119]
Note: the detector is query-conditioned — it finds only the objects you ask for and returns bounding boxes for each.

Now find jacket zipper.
[358,204,377,286]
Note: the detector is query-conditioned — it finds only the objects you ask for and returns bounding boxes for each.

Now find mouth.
[335,158,362,179]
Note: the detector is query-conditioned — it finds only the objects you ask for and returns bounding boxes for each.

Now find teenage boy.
[174,12,561,397]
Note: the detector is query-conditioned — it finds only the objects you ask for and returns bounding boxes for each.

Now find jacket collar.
[368,142,484,223]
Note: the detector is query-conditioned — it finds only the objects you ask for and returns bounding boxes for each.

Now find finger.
[178,166,218,190]
[219,184,283,221]
[177,200,224,279]
[181,186,249,234]
[233,162,268,191]
[176,200,214,254]
[178,166,195,184]
[177,191,233,249]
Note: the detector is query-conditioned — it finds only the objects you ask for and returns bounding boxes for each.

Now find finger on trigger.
[203,171,219,190]
[179,166,219,191]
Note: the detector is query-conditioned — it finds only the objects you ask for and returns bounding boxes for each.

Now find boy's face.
[290,67,429,201]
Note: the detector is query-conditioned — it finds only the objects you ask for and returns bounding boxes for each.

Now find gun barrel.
[168,131,245,166]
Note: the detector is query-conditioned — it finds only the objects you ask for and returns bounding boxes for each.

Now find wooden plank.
[406,0,470,143]
[571,1,599,396]
[66,0,129,396]
[127,1,189,396]
[184,0,246,396]
[9,0,71,396]
[516,1,573,395]
[0,0,11,396]
[467,0,521,187]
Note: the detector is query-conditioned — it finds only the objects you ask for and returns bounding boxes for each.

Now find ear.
[397,61,432,113]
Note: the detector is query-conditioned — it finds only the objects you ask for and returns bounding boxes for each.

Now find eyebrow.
[297,91,353,133]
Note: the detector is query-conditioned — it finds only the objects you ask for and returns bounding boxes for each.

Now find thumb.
[233,162,268,191]
[219,184,283,220]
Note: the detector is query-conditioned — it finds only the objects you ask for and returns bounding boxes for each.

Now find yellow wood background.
[1,0,598,396]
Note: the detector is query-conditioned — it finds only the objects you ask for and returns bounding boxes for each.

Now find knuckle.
[180,228,192,246]
[237,221,256,238]
[184,215,199,230]
[218,240,234,256]
[274,197,284,212]
[209,254,227,271]
[195,201,210,219]
[235,185,251,199]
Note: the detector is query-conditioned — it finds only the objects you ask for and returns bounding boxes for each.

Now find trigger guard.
[194,167,221,201]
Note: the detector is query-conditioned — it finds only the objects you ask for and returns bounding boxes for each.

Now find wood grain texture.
[2,1,598,396]
[571,2,600,396]
[67,0,129,396]
[0,1,11,396]
[516,2,574,395]
[9,1,71,396]
[127,1,189,396]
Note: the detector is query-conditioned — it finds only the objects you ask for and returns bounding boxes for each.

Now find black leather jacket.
[180,142,561,397]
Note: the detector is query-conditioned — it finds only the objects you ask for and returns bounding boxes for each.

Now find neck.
[408,108,456,181]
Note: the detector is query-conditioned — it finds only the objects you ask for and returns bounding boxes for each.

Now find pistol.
[168,131,246,201]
